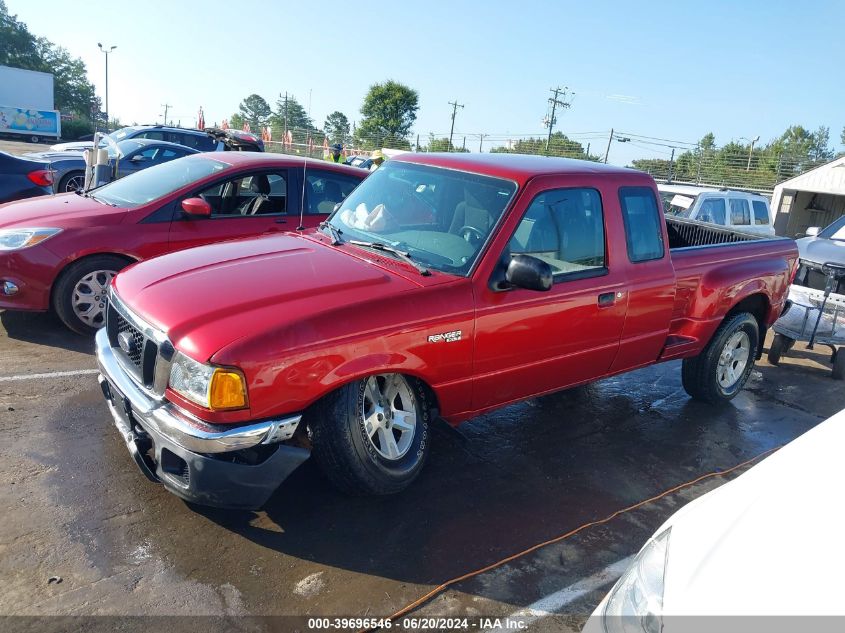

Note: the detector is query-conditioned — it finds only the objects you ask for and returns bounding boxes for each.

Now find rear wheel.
[682,312,759,403]
[833,349,845,381]
[767,333,789,366]
[308,373,431,495]
[52,255,130,335]
[58,171,85,193]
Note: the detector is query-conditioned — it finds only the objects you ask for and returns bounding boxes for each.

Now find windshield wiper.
[319,221,343,245]
[348,240,430,276]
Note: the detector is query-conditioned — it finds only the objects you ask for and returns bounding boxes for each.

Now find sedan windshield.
[328,161,517,275]
[92,154,227,208]
[819,215,845,241]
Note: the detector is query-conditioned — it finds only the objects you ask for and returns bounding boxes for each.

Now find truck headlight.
[168,351,247,411]
[0,228,62,251]
[603,528,671,633]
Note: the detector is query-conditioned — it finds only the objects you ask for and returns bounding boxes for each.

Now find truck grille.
[105,292,171,396]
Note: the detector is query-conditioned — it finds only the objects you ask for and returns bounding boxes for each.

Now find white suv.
[658,184,775,236]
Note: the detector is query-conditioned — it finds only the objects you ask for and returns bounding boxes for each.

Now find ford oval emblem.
[117,331,136,355]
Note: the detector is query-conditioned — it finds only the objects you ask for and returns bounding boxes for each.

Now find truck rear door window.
[697,198,727,225]
[618,187,665,262]
[752,200,770,225]
[508,188,606,278]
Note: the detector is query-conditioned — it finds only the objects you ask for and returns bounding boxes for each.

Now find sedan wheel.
[71,270,116,329]
[63,174,86,193]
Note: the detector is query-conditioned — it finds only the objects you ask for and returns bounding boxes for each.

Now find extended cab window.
[509,188,606,277]
[730,199,751,226]
[752,200,770,225]
[619,187,665,262]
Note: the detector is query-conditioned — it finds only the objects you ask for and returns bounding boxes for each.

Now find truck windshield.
[819,215,845,241]
[328,161,517,276]
[92,155,228,208]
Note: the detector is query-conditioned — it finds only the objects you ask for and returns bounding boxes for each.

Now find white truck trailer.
[0,65,61,143]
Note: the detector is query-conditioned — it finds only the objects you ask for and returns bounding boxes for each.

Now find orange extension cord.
[370,446,782,629]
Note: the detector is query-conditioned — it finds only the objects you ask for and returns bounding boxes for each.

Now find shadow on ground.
[1,310,92,354]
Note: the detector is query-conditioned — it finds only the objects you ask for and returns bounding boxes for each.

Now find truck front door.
[471,179,628,411]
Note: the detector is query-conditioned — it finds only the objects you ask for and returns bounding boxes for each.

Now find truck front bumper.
[95,328,309,510]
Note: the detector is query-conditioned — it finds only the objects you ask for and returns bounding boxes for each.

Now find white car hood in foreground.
[658,408,845,616]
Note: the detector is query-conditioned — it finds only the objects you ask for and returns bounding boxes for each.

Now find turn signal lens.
[209,369,247,410]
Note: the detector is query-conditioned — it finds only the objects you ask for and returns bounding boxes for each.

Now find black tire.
[767,333,789,366]
[682,312,760,403]
[833,350,845,381]
[58,171,85,193]
[308,374,431,495]
[52,255,130,335]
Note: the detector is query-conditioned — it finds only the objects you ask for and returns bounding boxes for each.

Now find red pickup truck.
[95,153,798,509]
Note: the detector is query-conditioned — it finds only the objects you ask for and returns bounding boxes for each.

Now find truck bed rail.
[666,216,769,249]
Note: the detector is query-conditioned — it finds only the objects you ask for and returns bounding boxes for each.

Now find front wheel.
[682,312,760,403]
[833,349,845,381]
[308,373,431,495]
[52,255,130,335]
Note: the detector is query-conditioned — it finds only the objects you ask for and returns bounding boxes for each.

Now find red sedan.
[0,153,365,334]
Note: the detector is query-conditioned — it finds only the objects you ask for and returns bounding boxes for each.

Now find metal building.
[772,156,845,237]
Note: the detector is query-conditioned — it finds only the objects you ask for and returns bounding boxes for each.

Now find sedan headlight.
[168,351,247,411]
[603,528,671,633]
[0,228,62,251]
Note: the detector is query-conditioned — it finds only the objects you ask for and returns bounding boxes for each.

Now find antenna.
[298,148,307,231]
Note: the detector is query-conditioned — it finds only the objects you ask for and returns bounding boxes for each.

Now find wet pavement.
[1,308,842,631]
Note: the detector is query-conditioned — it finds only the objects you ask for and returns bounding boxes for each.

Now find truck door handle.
[598,292,616,307]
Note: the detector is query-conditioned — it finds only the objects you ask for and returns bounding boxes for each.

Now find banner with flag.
[197,107,205,130]
[221,119,229,130]
[307,135,314,154]
[323,137,329,154]
[243,122,251,133]
[285,130,293,148]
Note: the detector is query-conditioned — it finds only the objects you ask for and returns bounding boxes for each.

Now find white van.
[657,184,775,236]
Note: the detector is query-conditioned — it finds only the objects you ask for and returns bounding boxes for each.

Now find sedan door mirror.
[181,197,212,217]
[805,226,821,237]
[505,254,553,291]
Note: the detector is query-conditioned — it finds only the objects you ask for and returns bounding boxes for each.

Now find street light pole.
[746,135,760,171]
[97,43,117,131]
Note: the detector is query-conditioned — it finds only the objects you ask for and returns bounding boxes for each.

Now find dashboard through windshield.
[328,162,517,275]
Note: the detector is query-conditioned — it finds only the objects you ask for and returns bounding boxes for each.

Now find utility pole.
[415,134,420,152]
[283,92,288,139]
[544,86,573,154]
[696,145,703,184]
[604,128,614,163]
[478,133,488,152]
[448,100,464,150]
[97,43,117,131]
[161,103,171,126]
[585,142,590,158]
[667,147,676,183]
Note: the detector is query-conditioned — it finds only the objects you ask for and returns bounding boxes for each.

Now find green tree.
[229,113,245,130]
[356,80,419,149]
[0,0,96,117]
[324,111,350,145]
[491,132,598,161]
[424,135,468,152]
[234,94,272,131]
[272,94,314,131]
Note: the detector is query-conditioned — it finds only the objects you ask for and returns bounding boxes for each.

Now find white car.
[658,184,775,236]
[586,406,845,631]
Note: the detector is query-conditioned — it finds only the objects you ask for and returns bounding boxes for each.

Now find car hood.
[0,192,127,228]
[660,408,845,616]
[112,233,423,362]
[25,150,87,162]
[796,236,845,265]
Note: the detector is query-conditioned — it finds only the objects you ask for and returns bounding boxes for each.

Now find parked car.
[658,184,775,236]
[585,406,845,631]
[0,152,365,333]
[25,138,199,194]
[0,151,54,204]
[51,125,220,153]
[796,215,845,290]
[95,153,798,509]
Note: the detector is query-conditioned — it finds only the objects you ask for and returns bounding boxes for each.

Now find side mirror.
[505,254,553,291]
[181,197,212,217]
[805,226,821,237]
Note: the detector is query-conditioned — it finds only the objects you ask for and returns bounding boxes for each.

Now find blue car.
[0,151,54,204]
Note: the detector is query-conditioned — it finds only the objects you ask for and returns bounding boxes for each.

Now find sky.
[7,0,845,165]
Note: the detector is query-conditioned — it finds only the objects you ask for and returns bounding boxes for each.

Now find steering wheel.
[459,225,485,244]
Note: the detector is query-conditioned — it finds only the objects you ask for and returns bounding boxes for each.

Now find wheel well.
[725,293,770,357]
[50,252,136,308]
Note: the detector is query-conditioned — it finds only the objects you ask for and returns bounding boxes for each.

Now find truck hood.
[0,192,126,228]
[113,233,421,361]
[659,408,845,616]
[797,235,845,265]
